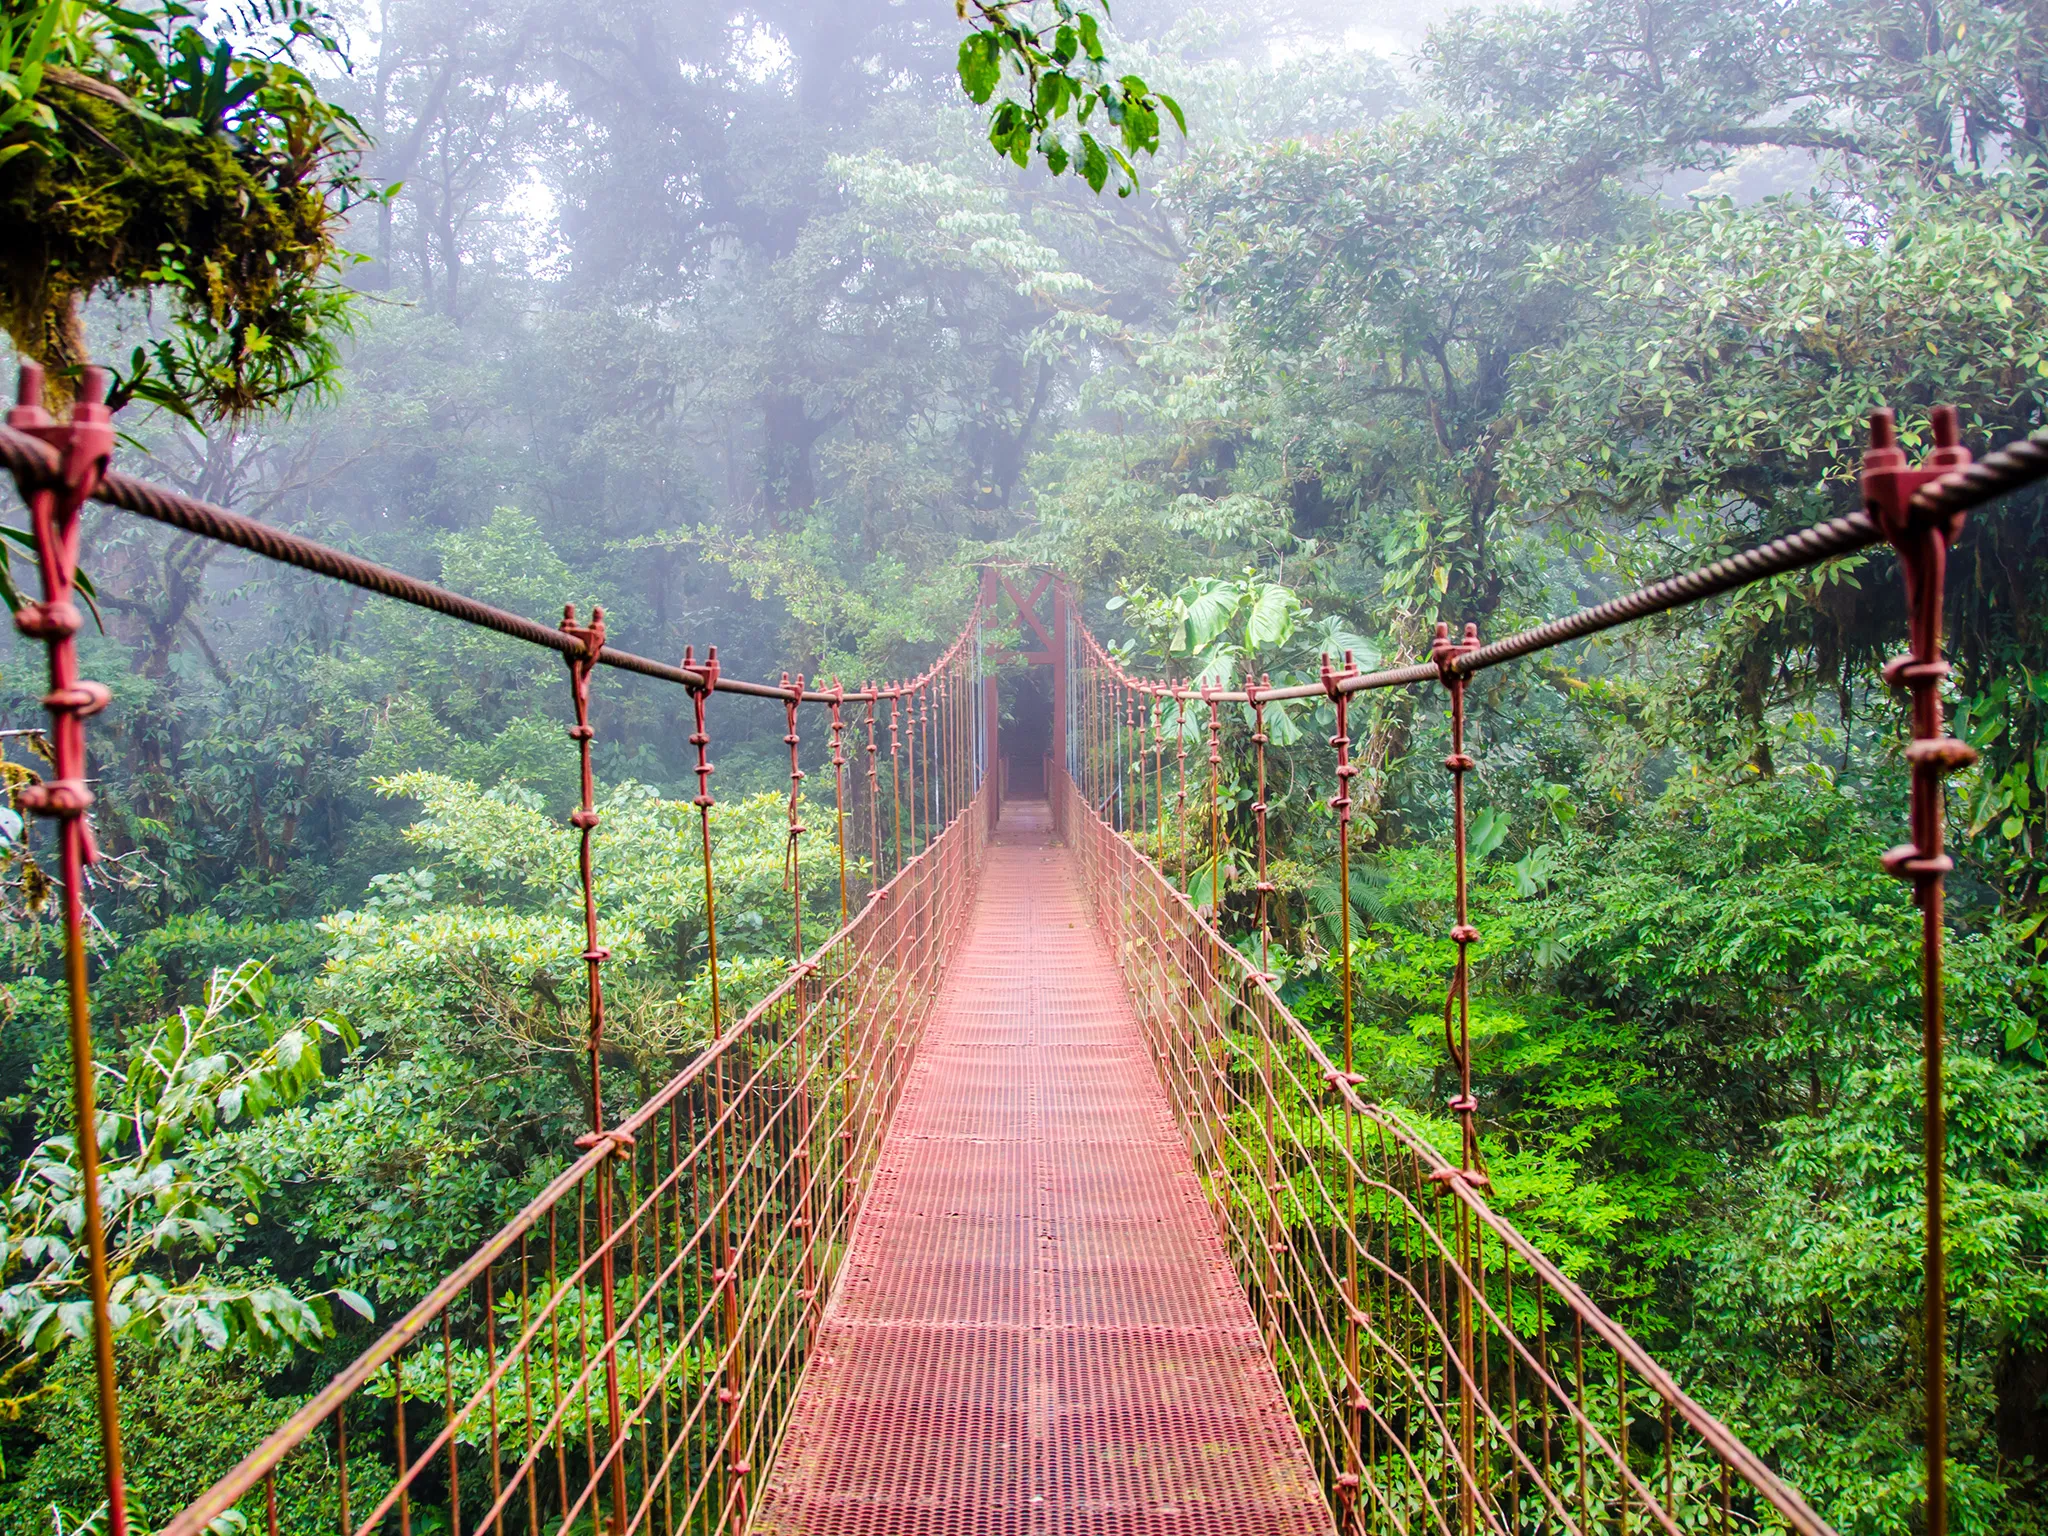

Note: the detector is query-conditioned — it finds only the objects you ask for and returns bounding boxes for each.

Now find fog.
[3,4,2045,1522]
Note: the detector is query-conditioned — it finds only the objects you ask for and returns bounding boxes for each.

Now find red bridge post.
[6,364,126,1536]
[1052,578,1069,832]
[1862,406,1976,1536]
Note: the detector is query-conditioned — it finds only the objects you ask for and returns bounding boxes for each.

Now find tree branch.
[1689,124,1867,156]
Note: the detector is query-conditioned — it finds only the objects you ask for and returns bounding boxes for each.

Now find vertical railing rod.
[5,363,127,1535]
[1861,405,1977,1536]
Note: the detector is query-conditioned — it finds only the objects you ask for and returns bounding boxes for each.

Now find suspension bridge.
[4,362,2042,1536]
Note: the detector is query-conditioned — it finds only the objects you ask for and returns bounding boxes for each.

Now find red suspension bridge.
[3,361,2042,1536]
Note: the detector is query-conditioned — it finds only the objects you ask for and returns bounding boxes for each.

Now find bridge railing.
[1056,764,1831,1535]
[161,776,990,1536]
[8,356,2048,1536]
[0,361,997,1536]
[1049,403,2048,1536]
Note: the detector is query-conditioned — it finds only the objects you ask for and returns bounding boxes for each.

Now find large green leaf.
[957,32,1001,104]
[1176,581,1238,653]
[1244,582,1299,651]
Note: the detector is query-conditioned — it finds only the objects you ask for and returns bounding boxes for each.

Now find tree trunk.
[6,291,89,410]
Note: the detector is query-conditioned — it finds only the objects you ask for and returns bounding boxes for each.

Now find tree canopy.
[2,0,2046,1530]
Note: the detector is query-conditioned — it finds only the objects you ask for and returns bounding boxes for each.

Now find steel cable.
[12,414,2044,708]
[1449,420,2048,678]
[1446,510,1881,677]
[1061,423,2048,704]
[0,422,982,702]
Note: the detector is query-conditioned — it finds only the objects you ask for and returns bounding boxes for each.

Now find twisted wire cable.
[1454,423,2048,680]
[1446,511,1881,677]
[9,413,2048,703]
[1073,424,2048,702]
[0,423,986,701]
[1909,423,2048,518]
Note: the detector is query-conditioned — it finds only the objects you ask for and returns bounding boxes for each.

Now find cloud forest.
[0,1,2045,1533]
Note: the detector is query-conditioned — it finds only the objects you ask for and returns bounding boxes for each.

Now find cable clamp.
[1428,1165,1490,1191]
[1431,620,1481,683]
[13,601,82,641]
[19,778,92,817]
[41,681,110,718]
[1905,738,1978,774]
[1881,844,1954,882]
[1882,655,1950,689]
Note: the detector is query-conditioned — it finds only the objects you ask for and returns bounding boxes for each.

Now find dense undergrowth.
[2,0,2046,1530]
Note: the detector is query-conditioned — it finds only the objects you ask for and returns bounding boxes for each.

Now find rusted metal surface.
[1055,654,1840,1535]
[755,799,1328,1536]
[1051,425,1992,1525]
[561,603,613,1138]
[1056,479,2011,706]
[2,366,2030,1536]
[1861,405,1978,1536]
[0,400,2038,707]
[159,774,993,1536]
[7,365,129,1536]
[0,352,999,1533]
[0,416,975,706]
[154,581,993,1536]
[1427,624,1488,1192]
[562,600,633,1527]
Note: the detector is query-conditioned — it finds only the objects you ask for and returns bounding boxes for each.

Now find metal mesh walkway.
[755,800,1328,1536]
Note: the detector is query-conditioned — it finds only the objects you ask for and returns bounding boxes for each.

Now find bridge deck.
[756,801,1327,1536]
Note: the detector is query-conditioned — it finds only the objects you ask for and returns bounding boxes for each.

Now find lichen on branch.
[0,0,377,418]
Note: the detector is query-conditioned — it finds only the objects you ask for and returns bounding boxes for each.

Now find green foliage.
[5,0,2048,1522]
[1278,760,2046,1524]
[205,775,834,1298]
[223,1050,524,1300]
[0,0,374,416]
[0,960,364,1408]
[1506,172,2048,639]
[1531,774,2045,1522]
[1687,1048,2048,1535]
[0,1344,370,1535]
[956,0,1183,194]
[373,773,844,967]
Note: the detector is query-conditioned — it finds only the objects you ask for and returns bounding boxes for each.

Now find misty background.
[4,0,2047,1528]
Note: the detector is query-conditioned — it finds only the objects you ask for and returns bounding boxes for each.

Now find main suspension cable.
[1066,421,2048,704]
[0,421,970,703]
